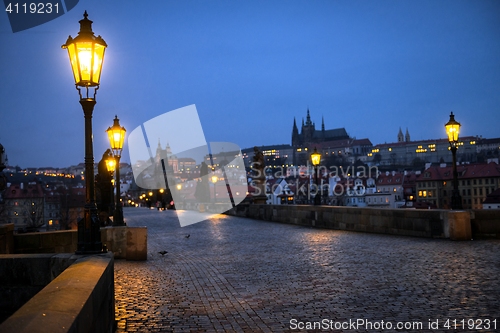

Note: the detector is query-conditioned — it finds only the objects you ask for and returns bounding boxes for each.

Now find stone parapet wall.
[0,253,79,324]
[0,224,14,254]
[470,209,500,238]
[227,205,475,240]
[14,229,78,254]
[0,253,114,333]
[6,227,147,260]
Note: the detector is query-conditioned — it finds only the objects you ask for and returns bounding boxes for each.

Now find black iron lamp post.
[105,153,116,218]
[106,116,126,225]
[310,147,322,205]
[62,11,107,254]
[445,112,463,210]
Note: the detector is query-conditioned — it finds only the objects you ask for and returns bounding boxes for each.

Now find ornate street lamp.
[310,147,322,205]
[106,115,126,225]
[62,11,107,254]
[211,175,218,203]
[105,156,116,173]
[445,112,462,210]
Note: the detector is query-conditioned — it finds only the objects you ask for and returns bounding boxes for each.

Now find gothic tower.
[292,117,300,146]
[303,109,315,143]
[397,127,404,143]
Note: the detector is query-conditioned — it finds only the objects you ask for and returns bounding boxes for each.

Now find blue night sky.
[1,0,499,168]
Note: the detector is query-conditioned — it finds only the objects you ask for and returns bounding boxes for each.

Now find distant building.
[415,161,500,209]
[367,128,479,166]
[482,188,500,209]
[291,109,372,165]
[2,181,45,232]
[242,144,293,169]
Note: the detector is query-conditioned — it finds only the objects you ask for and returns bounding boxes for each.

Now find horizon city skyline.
[1,1,499,168]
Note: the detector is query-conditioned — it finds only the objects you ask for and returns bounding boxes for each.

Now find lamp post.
[310,147,322,205]
[445,112,463,210]
[62,11,107,254]
[106,116,126,225]
[211,175,218,203]
[105,153,116,219]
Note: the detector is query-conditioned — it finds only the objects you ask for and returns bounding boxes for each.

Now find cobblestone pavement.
[114,208,500,332]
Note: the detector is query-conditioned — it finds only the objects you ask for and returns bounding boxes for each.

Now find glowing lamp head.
[310,147,321,166]
[445,112,461,143]
[176,184,182,190]
[106,115,126,155]
[105,156,116,173]
[211,175,218,184]
[62,11,107,88]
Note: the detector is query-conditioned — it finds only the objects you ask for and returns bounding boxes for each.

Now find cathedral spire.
[292,117,299,146]
[397,127,404,142]
[306,108,312,125]
[405,128,411,142]
[292,117,299,136]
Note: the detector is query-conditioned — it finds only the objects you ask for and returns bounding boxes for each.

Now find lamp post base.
[76,204,104,254]
[113,208,126,226]
[451,190,463,210]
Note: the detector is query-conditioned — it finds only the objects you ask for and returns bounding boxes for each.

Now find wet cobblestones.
[114,208,500,332]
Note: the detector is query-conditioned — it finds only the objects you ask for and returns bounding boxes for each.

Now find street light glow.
[62,12,107,89]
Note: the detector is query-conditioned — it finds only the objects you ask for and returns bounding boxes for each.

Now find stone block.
[446,211,472,241]
[101,226,127,259]
[126,227,147,261]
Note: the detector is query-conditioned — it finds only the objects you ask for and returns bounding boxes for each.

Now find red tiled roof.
[483,188,500,204]
[376,173,404,186]
[416,162,500,182]
[4,182,44,199]
[352,138,372,145]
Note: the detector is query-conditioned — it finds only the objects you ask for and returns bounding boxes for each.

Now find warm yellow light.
[106,157,116,172]
[106,116,126,154]
[310,147,321,166]
[159,188,165,193]
[148,192,153,196]
[445,112,461,143]
[176,184,182,190]
[62,12,107,87]
[211,175,218,184]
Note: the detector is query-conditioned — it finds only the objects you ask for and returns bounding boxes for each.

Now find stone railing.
[471,209,500,238]
[2,226,147,260]
[225,204,491,240]
[0,253,114,333]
